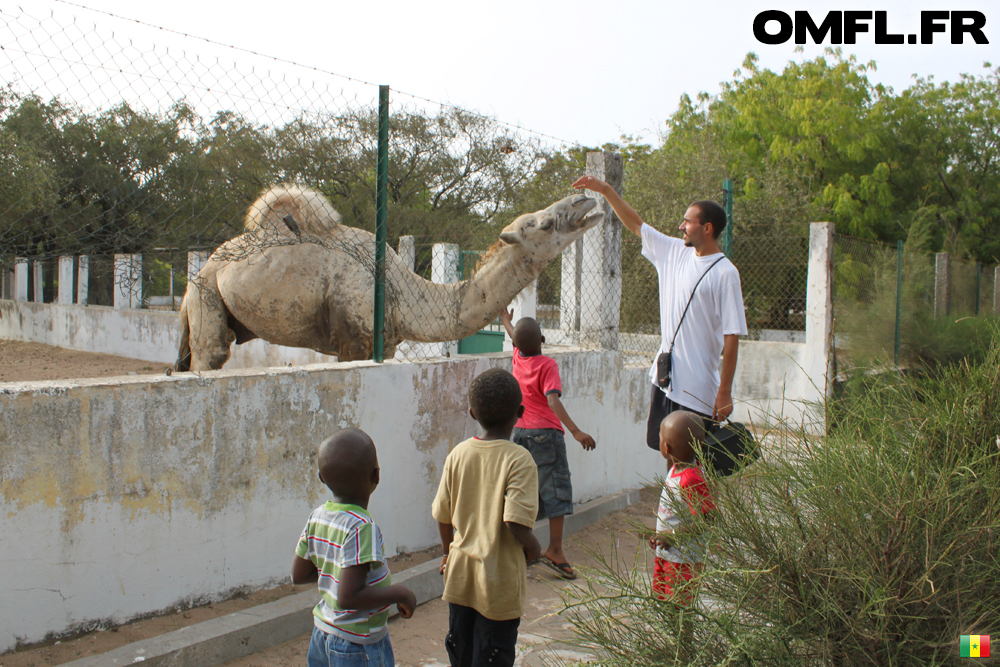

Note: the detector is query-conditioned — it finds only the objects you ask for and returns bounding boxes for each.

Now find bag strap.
[667,255,726,353]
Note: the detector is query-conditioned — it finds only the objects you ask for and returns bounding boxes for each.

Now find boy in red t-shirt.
[500,309,596,579]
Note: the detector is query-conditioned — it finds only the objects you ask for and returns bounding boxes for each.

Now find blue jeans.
[307,626,395,667]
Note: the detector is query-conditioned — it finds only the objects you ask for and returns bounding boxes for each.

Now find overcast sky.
[12,0,1000,147]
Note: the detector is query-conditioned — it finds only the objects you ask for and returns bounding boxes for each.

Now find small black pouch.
[656,351,673,389]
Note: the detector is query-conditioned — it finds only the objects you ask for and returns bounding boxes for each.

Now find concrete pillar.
[114,253,142,310]
[14,258,28,302]
[502,280,538,352]
[560,239,582,335]
[397,236,415,271]
[77,256,90,306]
[806,222,834,429]
[32,261,44,303]
[57,256,74,305]
[187,251,209,284]
[430,243,460,357]
[578,151,623,350]
[934,252,950,318]
[994,266,1000,316]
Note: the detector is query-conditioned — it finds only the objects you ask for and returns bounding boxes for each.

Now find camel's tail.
[244,184,343,237]
[175,298,192,372]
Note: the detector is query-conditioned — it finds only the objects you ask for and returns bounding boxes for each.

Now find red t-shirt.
[512,350,563,431]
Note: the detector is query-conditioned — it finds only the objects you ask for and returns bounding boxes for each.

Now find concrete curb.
[61,488,642,667]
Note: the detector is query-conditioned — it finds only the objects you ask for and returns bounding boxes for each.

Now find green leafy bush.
[562,327,1000,666]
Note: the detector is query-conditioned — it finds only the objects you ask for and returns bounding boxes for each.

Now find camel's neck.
[391,244,541,342]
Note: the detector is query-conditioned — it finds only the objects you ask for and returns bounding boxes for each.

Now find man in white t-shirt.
[572,175,748,451]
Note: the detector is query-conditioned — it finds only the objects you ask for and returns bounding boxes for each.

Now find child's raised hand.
[499,308,514,327]
[397,588,417,619]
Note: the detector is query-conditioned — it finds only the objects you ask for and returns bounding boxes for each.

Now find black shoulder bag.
[655,256,726,390]
[704,420,759,476]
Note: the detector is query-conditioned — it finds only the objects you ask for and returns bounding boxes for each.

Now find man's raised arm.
[571,175,644,237]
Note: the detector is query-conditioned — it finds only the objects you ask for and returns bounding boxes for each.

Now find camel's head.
[498,194,603,258]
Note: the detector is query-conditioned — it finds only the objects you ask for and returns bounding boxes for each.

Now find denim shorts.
[307,626,394,667]
[512,427,573,519]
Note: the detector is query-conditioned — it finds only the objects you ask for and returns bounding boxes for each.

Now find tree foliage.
[0,92,551,272]
[649,50,1000,264]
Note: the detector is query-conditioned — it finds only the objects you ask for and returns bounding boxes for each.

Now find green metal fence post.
[721,178,734,257]
[975,263,982,316]
[373,85,389,363]
[894,240,903,367]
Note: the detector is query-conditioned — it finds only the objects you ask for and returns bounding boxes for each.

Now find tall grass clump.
[561,326,1000,666]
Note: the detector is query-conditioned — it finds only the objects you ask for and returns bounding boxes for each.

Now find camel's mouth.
[558,195,602,233]
[576,207,603,231]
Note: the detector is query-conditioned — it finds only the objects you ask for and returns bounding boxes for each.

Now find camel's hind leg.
[183,272,235,371]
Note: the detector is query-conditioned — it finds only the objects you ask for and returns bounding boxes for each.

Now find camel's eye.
[538,215,554,230]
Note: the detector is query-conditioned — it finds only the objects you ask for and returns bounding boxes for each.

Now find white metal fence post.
[806,222,835,430]
[77,256,90,305]
[58,256,74,305]
[14,258,28,302]
[579,151,623,350]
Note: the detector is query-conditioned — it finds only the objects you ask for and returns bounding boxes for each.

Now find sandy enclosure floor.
[0,340,168,384]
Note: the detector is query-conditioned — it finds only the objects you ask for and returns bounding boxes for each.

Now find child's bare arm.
[338,564,418,619]
[505,521,542,562]
[290,554,319,585]
[547,393,596,450]
[499,308,515,339]
[437,521,454,574]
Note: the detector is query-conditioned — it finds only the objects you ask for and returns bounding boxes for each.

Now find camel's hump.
[244,184,344,237]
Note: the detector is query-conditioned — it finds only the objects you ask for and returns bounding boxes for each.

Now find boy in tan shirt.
[431,368,542,667]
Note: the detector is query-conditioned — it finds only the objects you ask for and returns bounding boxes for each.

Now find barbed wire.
[50,0,582,148]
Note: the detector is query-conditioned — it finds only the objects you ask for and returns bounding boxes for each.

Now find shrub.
[562,326,1000,666]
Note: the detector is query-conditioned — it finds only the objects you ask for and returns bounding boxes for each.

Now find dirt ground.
[0,339,167,384]
[0,491,660,667]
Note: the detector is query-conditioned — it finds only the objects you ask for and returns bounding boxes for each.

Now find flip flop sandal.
[539,556,577,580]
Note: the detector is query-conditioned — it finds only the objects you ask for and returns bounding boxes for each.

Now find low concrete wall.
[0,300,338,369]
[0,301,825,431]
[0,350,655,652]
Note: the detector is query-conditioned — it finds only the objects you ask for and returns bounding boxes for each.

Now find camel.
[175,184,603,371]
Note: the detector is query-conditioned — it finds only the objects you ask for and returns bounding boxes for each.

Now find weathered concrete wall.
[0,350,654,652]
[0,300,337,369]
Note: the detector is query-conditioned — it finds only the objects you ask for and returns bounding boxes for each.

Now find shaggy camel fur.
[175,184,603,371]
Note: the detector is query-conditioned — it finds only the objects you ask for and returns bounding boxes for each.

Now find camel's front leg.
[184,272,235,371]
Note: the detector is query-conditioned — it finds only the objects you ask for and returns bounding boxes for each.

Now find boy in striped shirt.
[292,428,417,667]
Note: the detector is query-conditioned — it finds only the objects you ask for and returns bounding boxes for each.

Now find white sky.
[8,0,1000,147]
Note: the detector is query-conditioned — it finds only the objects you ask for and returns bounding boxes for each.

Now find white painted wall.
[0,300,337,370]
[0,351,650,652]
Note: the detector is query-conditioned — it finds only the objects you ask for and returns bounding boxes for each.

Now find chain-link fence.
[14,4,972,374]
[832,233,998,374]
[0,2,593,366]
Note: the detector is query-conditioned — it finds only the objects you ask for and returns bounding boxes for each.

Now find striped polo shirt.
[295,502,392,644]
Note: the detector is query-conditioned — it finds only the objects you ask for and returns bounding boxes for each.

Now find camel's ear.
[500,230,521,245]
